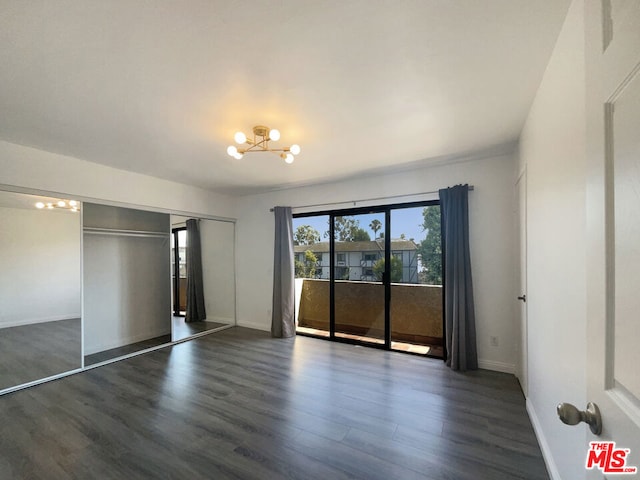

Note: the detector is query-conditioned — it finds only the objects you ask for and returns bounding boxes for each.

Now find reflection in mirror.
[170,216,235,341]
[0,191,82,391]
[83,203,171,365]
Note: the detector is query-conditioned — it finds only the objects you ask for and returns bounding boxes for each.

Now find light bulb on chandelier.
[268,129,280,141]
[227,125,300,165]
[34,198,80,212]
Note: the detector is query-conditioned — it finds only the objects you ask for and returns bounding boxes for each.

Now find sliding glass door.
[389,205,443,356]
[333,211,387,345]
[294,201,443,357]
[171,227,187,316]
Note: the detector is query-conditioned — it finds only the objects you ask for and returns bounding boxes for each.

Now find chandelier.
[227,125,301,164]
[35,199,80,212]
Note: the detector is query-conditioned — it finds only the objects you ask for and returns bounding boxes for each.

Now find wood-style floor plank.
[0,327,548,479]
[0,319,81,390]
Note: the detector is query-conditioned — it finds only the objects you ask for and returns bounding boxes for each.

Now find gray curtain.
[185,218,206,323]
[271,206,295,338]
[440,184,478,371]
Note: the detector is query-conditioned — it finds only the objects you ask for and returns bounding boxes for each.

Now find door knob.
[557,402,602,435]
[517,294,526,302]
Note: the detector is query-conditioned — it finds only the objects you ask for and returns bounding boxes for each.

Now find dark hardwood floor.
[84,333,172,366]
[0,318,81,391]
[172,317,229,341]
[85,318,229,365]
[0,327,548,479]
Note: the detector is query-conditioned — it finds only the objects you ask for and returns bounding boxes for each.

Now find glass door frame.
[328,206,390,348]
[294,199,443,354]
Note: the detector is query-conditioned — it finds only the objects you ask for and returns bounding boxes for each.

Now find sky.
[293,205,437,244]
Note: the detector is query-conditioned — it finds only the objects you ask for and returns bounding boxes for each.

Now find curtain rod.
[269,185,474,212]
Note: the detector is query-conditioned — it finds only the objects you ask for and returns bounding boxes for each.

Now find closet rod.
[269,185,474,212]
[83,227,169,238]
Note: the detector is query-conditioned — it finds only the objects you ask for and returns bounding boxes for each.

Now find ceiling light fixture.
[227,125,300,164]
[35,199,80,212]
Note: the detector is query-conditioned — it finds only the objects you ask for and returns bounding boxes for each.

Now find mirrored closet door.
[1,189,236,392]
[170,215,235,341]
[0,191,82,391]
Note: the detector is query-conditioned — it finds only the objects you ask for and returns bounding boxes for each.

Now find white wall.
[200,219,236,324]
[83,234,171,355]
[518,1,587,478]
[0,206,81,327]
[235,153,518,372]
[0,140,235,219]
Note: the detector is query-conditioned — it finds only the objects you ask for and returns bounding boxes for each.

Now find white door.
[586,0,640,477]
[515,170,528,397]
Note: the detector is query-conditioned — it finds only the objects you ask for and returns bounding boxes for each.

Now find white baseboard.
[236,320,270,332]
[205,316,234,324]
[527,399,561,480]
[85,328,172,355]
[478,358,515,374]
[0,314,80,329]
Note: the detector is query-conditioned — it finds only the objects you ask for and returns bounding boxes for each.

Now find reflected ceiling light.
[227,125,300,164]
[35,199,80,212]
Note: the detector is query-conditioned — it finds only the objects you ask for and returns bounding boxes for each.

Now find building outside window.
[294,240,418,283]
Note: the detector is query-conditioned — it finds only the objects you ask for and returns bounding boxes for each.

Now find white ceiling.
[0,0,570,196]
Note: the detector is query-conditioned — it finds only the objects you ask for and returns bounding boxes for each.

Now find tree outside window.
[373,256,403,282]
